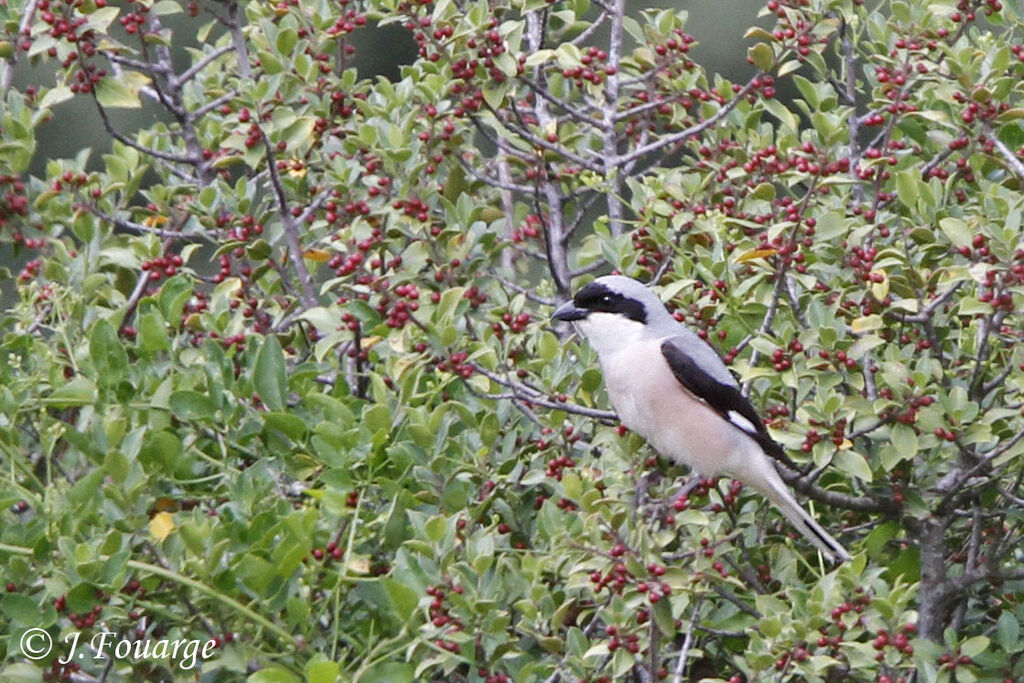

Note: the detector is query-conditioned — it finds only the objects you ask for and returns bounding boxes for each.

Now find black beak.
[552,300,588,322]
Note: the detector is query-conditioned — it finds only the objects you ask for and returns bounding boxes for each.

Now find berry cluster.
[425,582,464,653]
[140,253,184,280]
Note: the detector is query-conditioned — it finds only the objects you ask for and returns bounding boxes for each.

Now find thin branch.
[454,153,535,194]
[570,9,610,46]
[570,259,609,278]
[85,206,214,244]
[469,362,618,421]
[466,113,537,165]
[494,276,558,306]
[176,45,233,85]
[885,281,962,324]
[480,98,604,173]
[967,309,1008,400]
[936,430,1024,515]
[984,123,1024,179]
[711,583,761,618]
[981,363,1015,398]
[104,53,173,75]
[497,155,518,272]
[920,148,954,181]
[521,76,605,128]
[92,100,195,167]
[612,75,761,167]
[295,187,335,225]
[615,96,675,122]
[778,462,894,513]
[261,130,318,308]
[192,90,240,119]
[0,0,41,95]
[671,599,702,683]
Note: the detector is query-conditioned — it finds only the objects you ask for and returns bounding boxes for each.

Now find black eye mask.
[573,282,647,324]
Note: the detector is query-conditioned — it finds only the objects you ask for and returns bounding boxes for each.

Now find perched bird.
[552,275,851,562]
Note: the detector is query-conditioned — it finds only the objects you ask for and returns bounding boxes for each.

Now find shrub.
[0,0,1022,681]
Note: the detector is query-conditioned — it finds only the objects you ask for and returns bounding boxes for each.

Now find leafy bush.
[1,0,1023,681]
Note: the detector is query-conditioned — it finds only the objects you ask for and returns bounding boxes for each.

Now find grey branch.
[611,76,761,167]
[984,123,1024,179]
[176,45,234,86]
[470,362,618,422]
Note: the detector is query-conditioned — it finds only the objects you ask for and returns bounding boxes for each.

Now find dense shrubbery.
[1,0,1023,681]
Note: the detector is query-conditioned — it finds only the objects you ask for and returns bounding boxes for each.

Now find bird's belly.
[601,345,750,477]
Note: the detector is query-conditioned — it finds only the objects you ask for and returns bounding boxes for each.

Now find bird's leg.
[674,474,703,500]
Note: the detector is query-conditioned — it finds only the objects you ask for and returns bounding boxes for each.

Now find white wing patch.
[727,410,758,436]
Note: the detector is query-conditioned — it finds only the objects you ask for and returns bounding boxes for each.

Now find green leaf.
[138,310,170,353]
[763,97,798,132]
[891,424,919,458]
[158,275,194,324]
[90,319,128,386]
[760,615,782,638]
[0,662,49,683]
[94,74,148,109]
[748,43,773,71]
[833,449,872,482]
[150,0,183,15]
[538,331,559,361]
[276,27,298,55]
[864,521,900,557]
[305,660,340,683]
[357,662,415,683]
[996,611,1020,652]
[383,577,419,623]
[1,594,43,625]
[39,86,74,109]
[139,430,183,474]
[364,403,391,433]
[263,412,307,440]
[247,667,300,683]
[254,336,288,412]
[938,217,972,248]
[44,376,98,407]
[66,583,99,614]
[897,171,918,207]
[169,391,215,420]
[959,635,989,659]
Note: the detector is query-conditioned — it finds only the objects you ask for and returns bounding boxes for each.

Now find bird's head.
[551,276,668,353]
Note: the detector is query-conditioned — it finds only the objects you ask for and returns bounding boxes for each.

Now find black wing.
[660,340,787,461]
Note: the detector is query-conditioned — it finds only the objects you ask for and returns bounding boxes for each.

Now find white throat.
[575,312,648,357]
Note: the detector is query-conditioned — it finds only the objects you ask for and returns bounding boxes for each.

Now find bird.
[552,274,851,563]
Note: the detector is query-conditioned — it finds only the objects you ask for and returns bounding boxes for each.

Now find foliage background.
[0,0,1023,682]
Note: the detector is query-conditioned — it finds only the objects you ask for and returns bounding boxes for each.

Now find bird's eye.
[600,294,613,304]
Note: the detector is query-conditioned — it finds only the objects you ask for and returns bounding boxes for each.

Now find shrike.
[552,275,851,562]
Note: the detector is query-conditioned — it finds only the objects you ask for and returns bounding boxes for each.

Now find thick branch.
[600,0,627,236]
